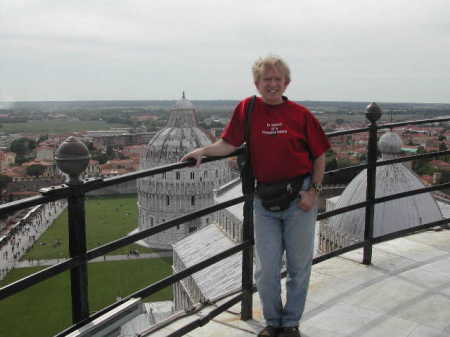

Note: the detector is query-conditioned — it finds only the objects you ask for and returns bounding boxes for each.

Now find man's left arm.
[298,152,326,212]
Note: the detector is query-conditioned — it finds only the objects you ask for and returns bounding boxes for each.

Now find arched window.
[191,196,195,206]
[166,195,170,206]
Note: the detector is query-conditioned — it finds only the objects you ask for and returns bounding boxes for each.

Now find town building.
[0,151,16,171]
[85,129,155,151]
[35,145,54,161]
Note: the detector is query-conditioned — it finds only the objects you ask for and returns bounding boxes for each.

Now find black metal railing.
[0,103,449,337]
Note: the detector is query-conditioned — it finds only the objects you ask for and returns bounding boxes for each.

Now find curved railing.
[0,104,449,337]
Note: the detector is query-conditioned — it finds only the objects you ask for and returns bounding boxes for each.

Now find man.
[181,56,330,337]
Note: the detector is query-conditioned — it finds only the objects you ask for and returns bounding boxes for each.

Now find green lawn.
[1,194,174,337]
[24,195,155,260]
[0,258,173,337]
[0,120,127,134]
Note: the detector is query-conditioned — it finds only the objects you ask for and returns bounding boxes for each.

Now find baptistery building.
[319,131,444,253]
[137,93,232,249]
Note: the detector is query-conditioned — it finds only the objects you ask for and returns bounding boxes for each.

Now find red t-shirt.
[222,96,330,183]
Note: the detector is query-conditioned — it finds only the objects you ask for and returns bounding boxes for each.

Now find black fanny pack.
[256,175,307,212]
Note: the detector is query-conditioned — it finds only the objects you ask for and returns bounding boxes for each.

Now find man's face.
[255,66,290,105]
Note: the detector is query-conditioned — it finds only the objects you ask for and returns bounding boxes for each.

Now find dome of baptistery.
[319,131,443,253]
[137,93,232,249]
[174,94,195,110]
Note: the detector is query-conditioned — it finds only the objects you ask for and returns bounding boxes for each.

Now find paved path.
[15,251,173,268]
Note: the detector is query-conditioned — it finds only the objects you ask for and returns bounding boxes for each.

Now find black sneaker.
[278,326,301,337]
[257,325,281,337]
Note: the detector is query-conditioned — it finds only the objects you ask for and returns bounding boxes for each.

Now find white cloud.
[2,0,450,102]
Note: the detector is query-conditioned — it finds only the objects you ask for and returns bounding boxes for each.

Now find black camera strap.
[240,95,256,194]
[244,95,256,162]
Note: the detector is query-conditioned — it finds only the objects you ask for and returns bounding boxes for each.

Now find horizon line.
[1,98,450,105]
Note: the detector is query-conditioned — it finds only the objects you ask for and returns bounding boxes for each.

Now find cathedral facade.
[137,94,232,249]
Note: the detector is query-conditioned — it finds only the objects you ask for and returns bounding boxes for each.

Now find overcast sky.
[2,0,450,103]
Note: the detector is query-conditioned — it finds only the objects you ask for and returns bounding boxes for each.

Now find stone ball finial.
[55,136,90,185]
[365,102,382,123]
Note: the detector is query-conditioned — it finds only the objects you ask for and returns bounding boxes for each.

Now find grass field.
[2,194,174,337]
[24,194,155,260]
[0,258,173,337]
[0,120,127,134]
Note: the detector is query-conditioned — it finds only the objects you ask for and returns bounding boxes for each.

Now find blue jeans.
[254,177,316,328]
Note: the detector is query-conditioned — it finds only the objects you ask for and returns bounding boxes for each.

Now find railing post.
[363,103,382,265]
[241,192,254,320]
[240,152,255,320]
[55,137,91,323]
[67,187,89,322]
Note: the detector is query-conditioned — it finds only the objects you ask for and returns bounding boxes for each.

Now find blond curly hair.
[252,55,291,83]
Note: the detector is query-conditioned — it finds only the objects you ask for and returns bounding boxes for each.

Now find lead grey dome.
[174,95,195,110]
[378,131,402,154]
[321,131,443,249]
[137,93,231,249]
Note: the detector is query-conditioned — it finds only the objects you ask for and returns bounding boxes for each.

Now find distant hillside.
[2,99,449,117]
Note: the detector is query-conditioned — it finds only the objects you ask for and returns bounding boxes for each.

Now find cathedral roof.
[328,131,443,239]
[173,225,243,300]
[213,178,244,221]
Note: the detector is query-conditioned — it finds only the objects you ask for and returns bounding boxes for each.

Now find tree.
[91,152,109,165]
[15,155,29,165]
[85,141,95,151]
[358,152,367,162]
[0,174,11,211]
[325,149,338,171]
[10,137,36,156]
[106,145,114,157]
[0,174,12,190]
[438,170,450,183]
[324,157,362,185]
[438,170,450,196]
[26,164,46,178]
[413,146,433,175]
[38,134,48,144]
